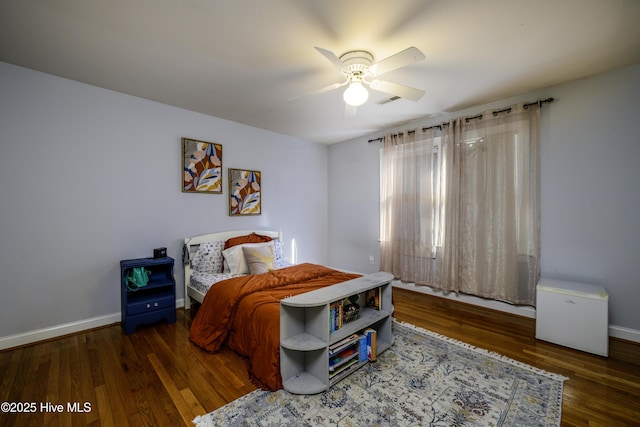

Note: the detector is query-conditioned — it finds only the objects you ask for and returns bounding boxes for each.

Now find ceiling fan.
[290,46,426,115]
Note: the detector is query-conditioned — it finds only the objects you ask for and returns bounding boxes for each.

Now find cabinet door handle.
[146,303,151,309]
[154,302,159,307]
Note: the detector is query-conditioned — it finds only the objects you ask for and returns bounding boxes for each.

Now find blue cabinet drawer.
[128,295,174,316]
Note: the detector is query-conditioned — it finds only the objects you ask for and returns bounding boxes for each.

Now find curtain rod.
[368,97,554,143]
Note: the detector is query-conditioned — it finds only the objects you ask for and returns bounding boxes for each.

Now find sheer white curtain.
[380,128,442,285]
[381,103,541,305]
[439,104,540,304]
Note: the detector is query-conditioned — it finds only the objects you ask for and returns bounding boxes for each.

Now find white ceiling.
[1,0,640,144]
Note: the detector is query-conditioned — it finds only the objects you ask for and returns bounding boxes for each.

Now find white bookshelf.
[280,272,394,394]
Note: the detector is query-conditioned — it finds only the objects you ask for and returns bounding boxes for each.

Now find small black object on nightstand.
[153,247,167,258]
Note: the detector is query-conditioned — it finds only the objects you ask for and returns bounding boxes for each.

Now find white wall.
[327,134,382,274]
[328,64,640,337]
[0,62,328,343]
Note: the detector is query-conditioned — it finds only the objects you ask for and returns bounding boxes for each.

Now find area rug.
[193,320,567,427]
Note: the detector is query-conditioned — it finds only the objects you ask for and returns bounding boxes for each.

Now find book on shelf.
[329,357,359,379]
[364,328,377,361]
[358,334,367,363]
[329,333,359,355]
[366,287,382,310]
[329,301,344,332]
[329,347,359,371]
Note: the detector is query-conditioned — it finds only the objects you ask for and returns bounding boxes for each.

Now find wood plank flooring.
[1,287,639,426]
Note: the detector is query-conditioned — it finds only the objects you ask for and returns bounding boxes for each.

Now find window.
[379,103,541,305]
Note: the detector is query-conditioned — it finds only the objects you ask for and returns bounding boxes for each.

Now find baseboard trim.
[609,325,640,343]
[0,313,121,351]
[392,280,537,318]
[392,281,640,344]
[0,299,187,351]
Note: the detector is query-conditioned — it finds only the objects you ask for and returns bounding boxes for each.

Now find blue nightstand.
[120,257,176,334]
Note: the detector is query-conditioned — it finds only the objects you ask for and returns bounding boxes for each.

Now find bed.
[184,230,361,390]
[183,229,283,310]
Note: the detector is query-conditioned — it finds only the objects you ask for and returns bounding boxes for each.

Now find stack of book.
[329,334,362,379]
[329,301,343,332]
[328,329,377,379]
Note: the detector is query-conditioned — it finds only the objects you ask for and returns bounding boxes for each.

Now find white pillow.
[191,241,225,273]
[243,244,276,274]
[222,241,274,274]
[272,239,287,268]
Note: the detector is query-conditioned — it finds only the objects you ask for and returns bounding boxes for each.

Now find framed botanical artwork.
[228,168,261,216]
[182,138,223,193]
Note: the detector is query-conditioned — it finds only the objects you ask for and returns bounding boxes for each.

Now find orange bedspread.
[190,263,361,390]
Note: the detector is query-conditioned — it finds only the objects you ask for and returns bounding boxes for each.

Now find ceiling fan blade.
[344,103,357,118]
[288,81,347,102]
[369,46,425,76]
[369,79,425,101]
[315,47,349,74]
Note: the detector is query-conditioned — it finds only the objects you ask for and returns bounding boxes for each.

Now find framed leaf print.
[229,168,261,216]
[182,138,222,193]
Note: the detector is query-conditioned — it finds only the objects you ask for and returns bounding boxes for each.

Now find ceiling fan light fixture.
[300,46,426,112]
[343,81,369,107]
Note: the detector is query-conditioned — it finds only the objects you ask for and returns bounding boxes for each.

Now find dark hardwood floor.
[1,287,639,426]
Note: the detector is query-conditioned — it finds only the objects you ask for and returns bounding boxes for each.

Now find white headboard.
[183,229,282,309]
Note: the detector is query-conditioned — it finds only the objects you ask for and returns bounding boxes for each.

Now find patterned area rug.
[193,320,566,427]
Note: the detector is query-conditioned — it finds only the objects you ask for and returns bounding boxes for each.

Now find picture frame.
[182,138,223,193]
[228,168,261,216]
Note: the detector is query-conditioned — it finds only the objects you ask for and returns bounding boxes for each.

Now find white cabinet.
[536,278,609,357]
[280,272,394,394]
